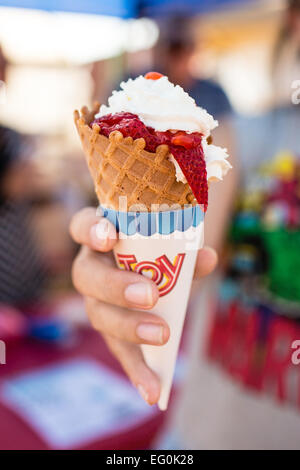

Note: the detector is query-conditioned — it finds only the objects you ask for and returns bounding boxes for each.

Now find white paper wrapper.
[101,206,204,410]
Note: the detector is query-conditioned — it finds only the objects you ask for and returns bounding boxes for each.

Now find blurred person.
[155,16,232,119]
[154,17,237,252]
[0,125,46,306]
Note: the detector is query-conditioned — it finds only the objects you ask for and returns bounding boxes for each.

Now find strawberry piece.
[170,144,208,211]
[144,72,164,80]
[171,133,195,149]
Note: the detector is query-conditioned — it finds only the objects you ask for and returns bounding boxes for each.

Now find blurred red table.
[0,328,165,450]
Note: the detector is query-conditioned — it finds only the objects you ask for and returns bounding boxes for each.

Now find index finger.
[70,207,118,252]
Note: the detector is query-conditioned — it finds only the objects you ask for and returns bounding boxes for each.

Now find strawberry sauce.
[91,112,208,210]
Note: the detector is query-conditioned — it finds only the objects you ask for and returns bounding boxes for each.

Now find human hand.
[70,207,217,405]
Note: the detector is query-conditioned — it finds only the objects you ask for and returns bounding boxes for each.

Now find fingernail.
[90,219,109,247]
[137,384,149,403]
[124,283,153,307]
[136,323,164,344]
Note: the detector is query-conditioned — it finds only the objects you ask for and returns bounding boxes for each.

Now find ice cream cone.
[74,105,197,211]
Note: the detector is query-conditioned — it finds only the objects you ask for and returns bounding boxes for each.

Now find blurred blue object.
[0,0,136,18]
[139,0,253,17]
[219,279,240,303]
[29,317,72,343]
[0,0,254,18]
[235,212,260,230]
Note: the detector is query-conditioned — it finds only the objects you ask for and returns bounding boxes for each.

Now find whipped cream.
[202,141,232,182]
[97,75,218,137]
[97,75,231,183]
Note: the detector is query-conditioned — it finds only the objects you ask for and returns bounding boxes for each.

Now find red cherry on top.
[171,133,195,149]
[144,71,164,80]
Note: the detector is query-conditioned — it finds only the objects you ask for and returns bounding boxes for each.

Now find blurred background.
[0,0,300,450]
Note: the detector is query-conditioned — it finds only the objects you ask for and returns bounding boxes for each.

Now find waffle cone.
[74,104,196,211]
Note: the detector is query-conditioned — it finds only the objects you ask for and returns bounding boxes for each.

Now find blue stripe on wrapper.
[101,205,203,236]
